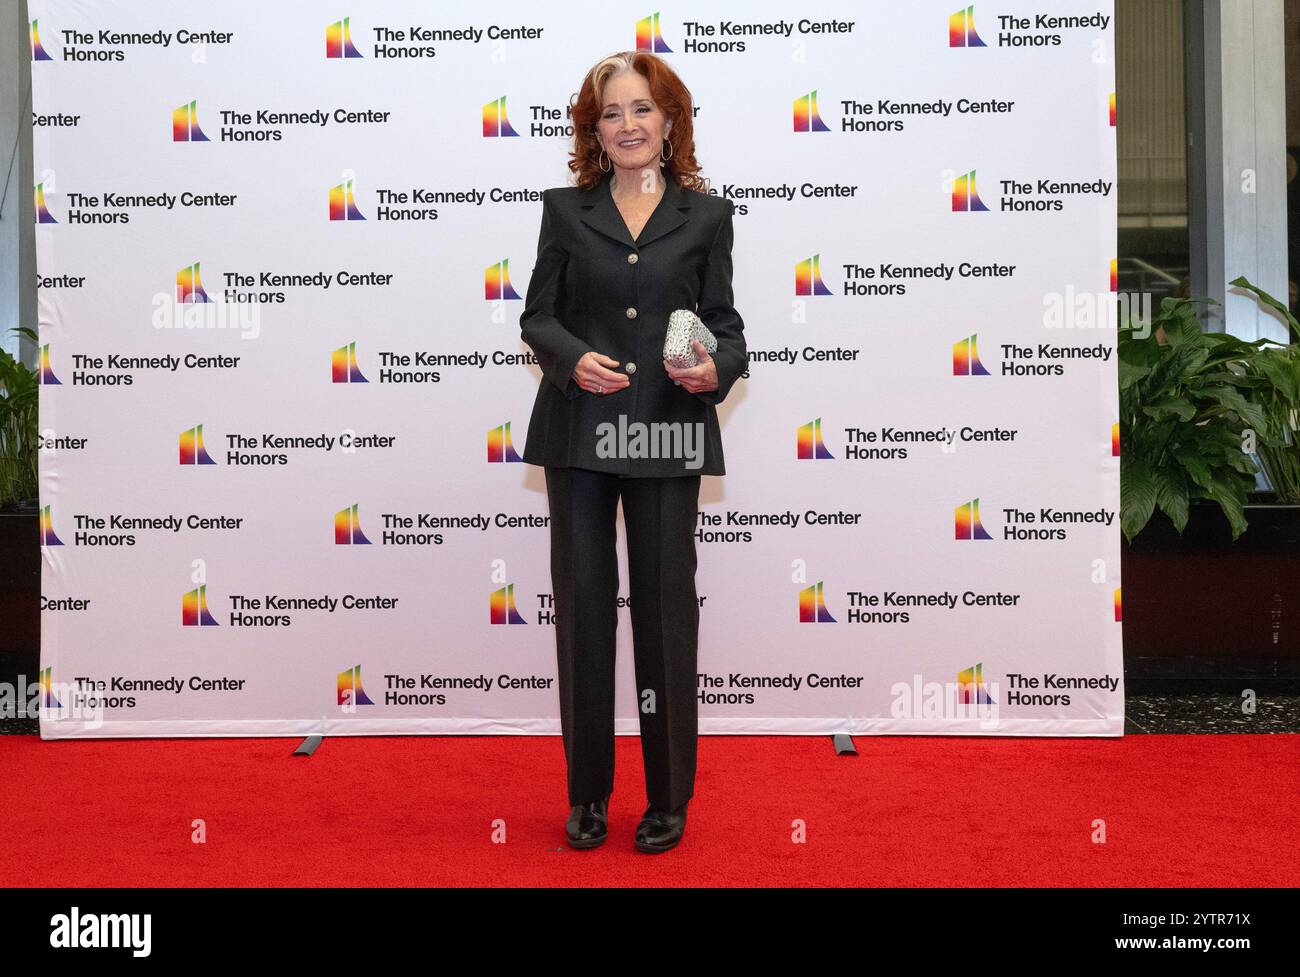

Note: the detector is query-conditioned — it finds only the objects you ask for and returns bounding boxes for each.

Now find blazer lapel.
[579,170,691,249]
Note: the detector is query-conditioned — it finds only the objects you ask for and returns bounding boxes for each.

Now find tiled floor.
[1125,694,1300,733]
[4,695,1299,735]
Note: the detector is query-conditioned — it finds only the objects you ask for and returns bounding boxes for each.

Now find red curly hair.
[567,51,709,193]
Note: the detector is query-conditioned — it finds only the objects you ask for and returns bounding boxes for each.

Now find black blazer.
[518,169,746,477]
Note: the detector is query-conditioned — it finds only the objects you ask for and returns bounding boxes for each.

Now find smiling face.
[596,70,671,173]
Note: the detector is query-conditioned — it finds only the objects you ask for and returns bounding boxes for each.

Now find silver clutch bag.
[662,308,718,368]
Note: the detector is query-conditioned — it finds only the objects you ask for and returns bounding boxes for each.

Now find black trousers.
[543,466,701,811]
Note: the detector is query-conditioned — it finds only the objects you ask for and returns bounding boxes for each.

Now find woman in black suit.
[518,51,746,852]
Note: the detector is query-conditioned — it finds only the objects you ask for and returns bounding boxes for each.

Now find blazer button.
[625,307,637,319]
[625,362,637,374]
[627,253,639,264]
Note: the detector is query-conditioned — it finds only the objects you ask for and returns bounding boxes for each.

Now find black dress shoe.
[634,801,688,853]
[565,797,609,849]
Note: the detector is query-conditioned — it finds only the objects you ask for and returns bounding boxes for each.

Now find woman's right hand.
[573,351,630,396]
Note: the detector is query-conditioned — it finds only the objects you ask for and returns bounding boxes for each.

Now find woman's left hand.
[663,340,718,395]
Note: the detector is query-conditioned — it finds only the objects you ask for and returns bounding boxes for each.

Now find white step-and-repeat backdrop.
[33,0,1122,738]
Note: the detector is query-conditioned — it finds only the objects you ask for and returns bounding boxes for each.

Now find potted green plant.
[0,327,38,507]
[0,326,40,726]
[1118,294,1274,542]
[1119,292,1299,689]
[1228,276,1300,504]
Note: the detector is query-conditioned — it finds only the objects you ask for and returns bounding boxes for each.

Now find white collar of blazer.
[579,169,692,250]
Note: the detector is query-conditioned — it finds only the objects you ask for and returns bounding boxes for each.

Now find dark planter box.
[0,507,40,716]
[1121,498,1300,691]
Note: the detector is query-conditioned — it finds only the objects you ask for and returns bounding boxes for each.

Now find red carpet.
[4,733,1295,887]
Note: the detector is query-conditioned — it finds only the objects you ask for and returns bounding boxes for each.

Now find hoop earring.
[598,150,611,172]
[660,139,673,161]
